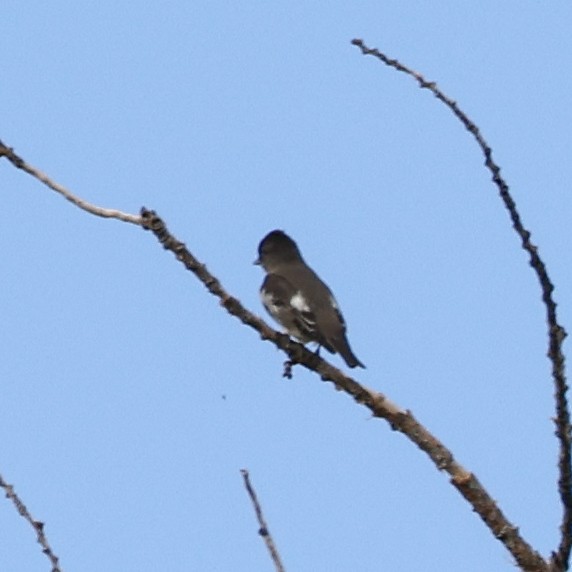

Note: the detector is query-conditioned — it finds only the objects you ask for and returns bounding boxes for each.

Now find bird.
[255,230,365,368]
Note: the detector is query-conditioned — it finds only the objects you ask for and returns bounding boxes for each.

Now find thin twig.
[240,470,285,572]
[0,473,62,572]
[0,140,142,225]
[351,38,570,571]
[140,208,548,572]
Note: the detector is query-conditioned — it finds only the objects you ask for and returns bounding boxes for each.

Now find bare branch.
[240,470,285,572]
[0,140,142,225]
[0,473,62,572]
[141,208,548,572]
[351,38,570,571]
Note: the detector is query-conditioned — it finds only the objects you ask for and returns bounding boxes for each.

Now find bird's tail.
[331,334,365,369]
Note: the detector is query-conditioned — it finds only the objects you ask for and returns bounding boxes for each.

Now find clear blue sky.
[2,2,571,571]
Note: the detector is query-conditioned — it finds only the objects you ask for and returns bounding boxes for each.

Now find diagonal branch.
[140,208,548,572]
[0,473,62,572]
[350,38,569,571]
[240,469,285,572]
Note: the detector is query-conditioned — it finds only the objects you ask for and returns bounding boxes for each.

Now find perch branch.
[140,208,548,572]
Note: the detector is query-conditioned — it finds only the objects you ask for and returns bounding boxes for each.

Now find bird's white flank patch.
[261,290,281,315]
[290,291,310,312]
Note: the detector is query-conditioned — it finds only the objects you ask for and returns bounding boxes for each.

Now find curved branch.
[351,38,570,571]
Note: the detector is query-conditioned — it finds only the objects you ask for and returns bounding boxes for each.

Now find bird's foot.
[283,360,294,379]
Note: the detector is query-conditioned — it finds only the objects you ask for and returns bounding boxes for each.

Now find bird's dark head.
[254,230,302,270]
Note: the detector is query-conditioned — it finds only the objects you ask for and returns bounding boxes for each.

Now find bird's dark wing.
[294,268,364,367]
[261,273,332,348]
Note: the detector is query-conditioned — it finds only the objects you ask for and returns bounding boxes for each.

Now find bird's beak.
[253,258,261,266]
